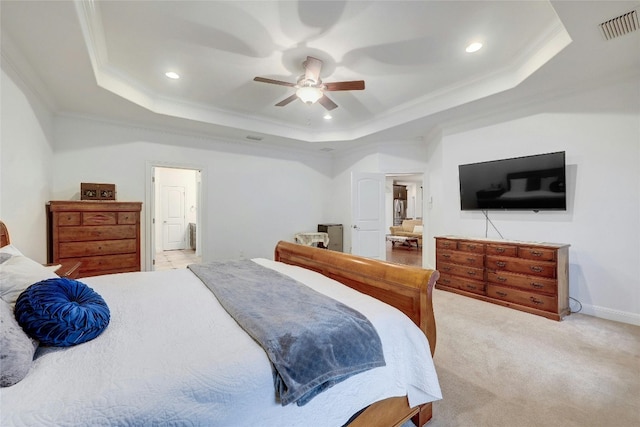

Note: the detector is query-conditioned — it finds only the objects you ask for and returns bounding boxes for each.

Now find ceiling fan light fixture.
[296,86,323,104]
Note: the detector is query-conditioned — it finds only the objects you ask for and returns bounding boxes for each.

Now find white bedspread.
[1,259,441,426]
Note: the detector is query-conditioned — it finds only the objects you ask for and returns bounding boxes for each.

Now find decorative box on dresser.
[435,236,570,320]
[47,201,142,278]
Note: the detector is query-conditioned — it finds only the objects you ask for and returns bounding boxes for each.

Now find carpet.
[420,289,640,427]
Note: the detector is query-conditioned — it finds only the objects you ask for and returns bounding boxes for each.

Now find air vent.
[245,135,263,141]
[600,9,639,40]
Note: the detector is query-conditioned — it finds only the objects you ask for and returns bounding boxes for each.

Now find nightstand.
[49,261,82,279]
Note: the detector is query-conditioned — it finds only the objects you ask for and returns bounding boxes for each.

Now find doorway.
[351,172,424,267]
[146,164,204,271]
[386,174,424,268]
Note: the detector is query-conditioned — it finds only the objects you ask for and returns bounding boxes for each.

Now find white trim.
[578,303,640,326]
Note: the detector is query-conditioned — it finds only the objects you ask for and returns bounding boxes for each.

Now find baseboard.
[579,304,640,326]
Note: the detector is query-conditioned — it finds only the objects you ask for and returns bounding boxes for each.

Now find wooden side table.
[49,261,82,279]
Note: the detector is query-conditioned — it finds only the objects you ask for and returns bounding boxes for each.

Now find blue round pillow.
[15,278,110,347]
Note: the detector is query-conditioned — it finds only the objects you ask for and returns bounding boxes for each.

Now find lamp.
[296,86,323,104]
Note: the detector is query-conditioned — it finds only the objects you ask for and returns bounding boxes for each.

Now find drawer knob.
[496,247,505,253]
[466,284,477,290]
[466,271,477,276]
[443,254,451,258]
[530,266,544,273]
[530,250,543,257]
[466,244,476,250]
[443,266,452,271]
[496,291,507,297]
[496,261,506,267]
[530,297,544,305]
[442,279,450,284]
[466,257,475,263]
[531,282,544,289]
[497,276,507,282]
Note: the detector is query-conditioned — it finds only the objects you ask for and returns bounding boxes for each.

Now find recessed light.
[165,71,180,79]
[465,42,483,53]
[323,113,332,120]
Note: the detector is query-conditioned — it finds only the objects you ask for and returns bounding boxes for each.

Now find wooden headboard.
[274,240,438,356]
[0,220,9,248]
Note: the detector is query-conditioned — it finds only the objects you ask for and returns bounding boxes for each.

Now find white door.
[162,185,185,250]
[351,172,386,259]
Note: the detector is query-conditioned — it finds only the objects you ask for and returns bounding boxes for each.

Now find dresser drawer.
[457,240,485,254]
[487,284,557,312]
[436,239,457,250]
[58,225,137,242]
[82,212,117,225]
[487,271,557,295]
[436,273,456,288]
[57,212,80,226]
[486,255,556,278]
[58,239,137,258]
[436,262,484,281]
[64,254,139,275]
[437,250,484,267]
[518,246,556,261]
[118,212,138,224]
[437,273,486,295]
[486,243,518,257]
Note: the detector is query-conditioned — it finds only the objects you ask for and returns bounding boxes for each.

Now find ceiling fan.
[253,56,365,111]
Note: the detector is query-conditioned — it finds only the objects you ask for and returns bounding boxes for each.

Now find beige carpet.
[417,289,640,427]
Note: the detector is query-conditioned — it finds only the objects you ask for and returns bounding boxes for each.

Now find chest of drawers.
[47,201,142,278]
[435,236,570,320]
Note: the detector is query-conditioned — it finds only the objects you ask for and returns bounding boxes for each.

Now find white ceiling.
[2,1,639,152]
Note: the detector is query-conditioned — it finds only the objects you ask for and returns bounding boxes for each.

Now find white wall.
[0,67,54,262]
[52,116,333,266]
[425,77,640,325]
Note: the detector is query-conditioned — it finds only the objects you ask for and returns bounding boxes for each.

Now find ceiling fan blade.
[318,95,338,111]
[303,56,323,82]
[324,80,365,91]
[254,76,296,87]
[275,94,298,107]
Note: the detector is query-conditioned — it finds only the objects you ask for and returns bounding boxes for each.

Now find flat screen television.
[459,151,566,211]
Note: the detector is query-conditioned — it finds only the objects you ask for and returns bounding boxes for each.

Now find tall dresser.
[47,201,142,278]
[435,236,570,320]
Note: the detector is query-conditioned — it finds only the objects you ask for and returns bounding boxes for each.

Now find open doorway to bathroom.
[385,174,423,268]
[147,165,203,271]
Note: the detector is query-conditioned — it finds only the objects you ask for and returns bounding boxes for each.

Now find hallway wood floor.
[385,241,422,267]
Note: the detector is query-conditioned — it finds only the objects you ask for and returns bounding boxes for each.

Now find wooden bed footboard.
[274,241,439,426]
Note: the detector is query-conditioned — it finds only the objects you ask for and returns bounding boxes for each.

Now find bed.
[0,220,441,426]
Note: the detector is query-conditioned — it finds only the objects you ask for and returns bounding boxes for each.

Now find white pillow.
[0,244,24,257]
[0,253,59,306]
[413,225,423,233]
[509,178,527,193]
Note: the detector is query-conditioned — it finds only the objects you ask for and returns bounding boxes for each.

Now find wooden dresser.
[47,201,142,278]
[435,236,570,320]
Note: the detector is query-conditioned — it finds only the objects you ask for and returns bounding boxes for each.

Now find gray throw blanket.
[188,260,385,406]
